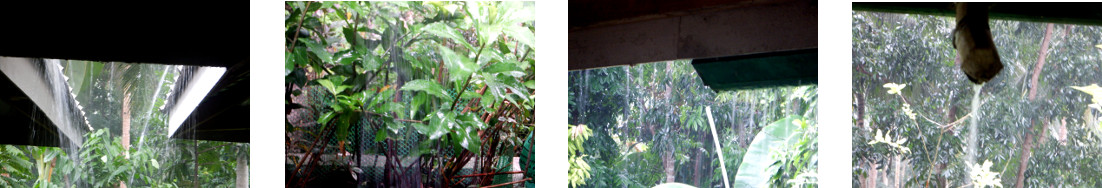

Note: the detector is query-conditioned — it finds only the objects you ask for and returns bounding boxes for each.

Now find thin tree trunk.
[856,92,863,129]
[663,151,675,183]
[693,145,702,186]
[122,93,131,157]
[893,156,903,188]
[1015,127,1034,188]
[1028,23,1055,100]
[867,160,878,188]
[236,146,249,188]
[120,93,131,188]
[1016,23,1055,188]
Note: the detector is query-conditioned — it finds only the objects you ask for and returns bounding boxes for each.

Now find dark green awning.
[853,3,1102,26]
[691,48,817,92]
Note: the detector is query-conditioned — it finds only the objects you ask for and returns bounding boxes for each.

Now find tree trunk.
[1027,23,1055,99]
[1015,129,1034,188]
[122,93,131,157]
[866,160,878,188]
[893,156,904,188]
[663,151,675,183]
[120,93,131,188]
[236,146,249,188]
[692,144,702,186]
[856,92,866,129]
[1016,23,1055,188]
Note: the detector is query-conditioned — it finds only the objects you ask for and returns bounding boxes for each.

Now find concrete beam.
[163,62,250,143]
[166,66,226,138]
[569,0,817,70]
[0,57,88,147]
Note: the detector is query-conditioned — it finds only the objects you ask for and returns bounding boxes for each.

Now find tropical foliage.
[568,124,592,187]
[0,61,247,187]
[285,1,535,187]
[853,11,1102,187]
[568,60,817,187]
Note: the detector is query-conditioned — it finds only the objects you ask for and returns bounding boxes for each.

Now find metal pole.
[705,106,730,188]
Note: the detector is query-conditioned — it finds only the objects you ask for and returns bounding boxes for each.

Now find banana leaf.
[733,115,803,188]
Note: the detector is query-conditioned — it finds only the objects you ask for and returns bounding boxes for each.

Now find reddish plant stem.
[454,171,525,178]
[480,178,532,188]
[287,119,335,187]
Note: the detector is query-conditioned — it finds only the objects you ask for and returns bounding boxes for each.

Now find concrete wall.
[569,0,818,70]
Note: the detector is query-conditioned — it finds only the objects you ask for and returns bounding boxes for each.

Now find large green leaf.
[484,62,521,75]
[63,60,104,98]
[317,111,336,126]
[477,23,504,48]
[452,125,481,154]
[317,77,349,95]
[342,26,360,46]
[410,92,428,118]
[733,115,803,188]
[375,129,388,142]
[497,1,534,25]
[400,79,450,100]
[439,47,477,82]
[425,110,456,140]
[301,39,333,63]
[285,51,295,76]
[64,60,88,97]
[458,113,486,129]
[423,22,471,49]
[362,53,382,71]
[503,25,534,49]
[336,113,355,139]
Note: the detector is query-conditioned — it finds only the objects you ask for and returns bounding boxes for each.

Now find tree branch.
[287,2,312,53]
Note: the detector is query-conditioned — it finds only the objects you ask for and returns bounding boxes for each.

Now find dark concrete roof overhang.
[0,58,90,148]
[0,2,249,144]
[162,62,249,143]
[569,0,817,91]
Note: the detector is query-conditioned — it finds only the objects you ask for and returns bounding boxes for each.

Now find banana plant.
[733,115,809,188]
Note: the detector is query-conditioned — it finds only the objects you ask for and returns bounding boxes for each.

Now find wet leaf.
[300,39,332,63]
[318,111,335,125]
[375,129,387,142]
[400,79,450,100]
[503,25,534,48]
[439,47,476,82]
[423,22,470,48]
